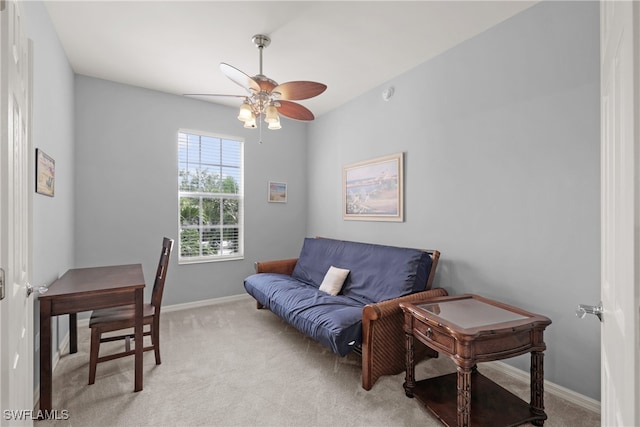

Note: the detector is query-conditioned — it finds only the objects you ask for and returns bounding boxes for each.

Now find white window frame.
[177,129,244,264]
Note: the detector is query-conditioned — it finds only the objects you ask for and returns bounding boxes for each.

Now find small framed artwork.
[35,148,55,197]
[268,181,287,203]
[343,152,404,222]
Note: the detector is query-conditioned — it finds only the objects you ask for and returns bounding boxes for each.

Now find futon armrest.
[360,287,448,390]
[362,288,448,322]
[254,258,298,275]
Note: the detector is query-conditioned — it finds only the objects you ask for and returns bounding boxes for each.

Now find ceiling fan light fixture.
[264,104,279,124]
[268,117,281,130]
[237,100,253,122]
[243,113,257,128]
[191,34,326,139]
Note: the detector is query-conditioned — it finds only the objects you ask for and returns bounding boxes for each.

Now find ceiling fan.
[186,34,327,131]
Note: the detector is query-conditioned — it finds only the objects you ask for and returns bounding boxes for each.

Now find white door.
[0,0,33,425]
[600,0,639,425]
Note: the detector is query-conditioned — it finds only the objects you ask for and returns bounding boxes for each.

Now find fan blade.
[273,81,327,101]
[277,100,315,121]
[220,63,260,93]
[183,94,246,98]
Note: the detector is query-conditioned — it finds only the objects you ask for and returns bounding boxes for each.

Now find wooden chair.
[88,237,173,384]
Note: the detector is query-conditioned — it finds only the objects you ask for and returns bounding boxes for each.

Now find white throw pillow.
[319,266,350,296]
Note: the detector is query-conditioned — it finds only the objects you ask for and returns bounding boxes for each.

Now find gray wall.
[307,1,601,400]
[24,1,76,390]
[74,76,308,306]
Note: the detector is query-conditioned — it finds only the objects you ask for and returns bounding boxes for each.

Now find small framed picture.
[35,149,55,197]
[268,181,287,203]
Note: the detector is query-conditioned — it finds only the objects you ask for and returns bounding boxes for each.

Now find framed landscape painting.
[343,152,403,221]
[268,181,287,203]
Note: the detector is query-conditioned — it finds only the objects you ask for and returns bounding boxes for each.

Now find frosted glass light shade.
[243,113,257,128]
[268,117,281,130]
[237,102,253,122]
[264,105,279,124]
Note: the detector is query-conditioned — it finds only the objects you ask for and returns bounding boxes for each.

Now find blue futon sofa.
[244,237,447,389]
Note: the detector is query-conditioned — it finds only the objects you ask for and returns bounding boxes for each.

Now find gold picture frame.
[343,152,403,222]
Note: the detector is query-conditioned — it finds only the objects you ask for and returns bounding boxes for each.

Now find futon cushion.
[291,238,432,305]
[244,273,363,356]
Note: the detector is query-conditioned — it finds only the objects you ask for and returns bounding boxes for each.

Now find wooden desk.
[400,294,551,427]
[39,264,146,415]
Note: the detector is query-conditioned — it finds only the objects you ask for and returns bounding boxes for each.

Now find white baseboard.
[162,293,251,313]
[54,331,70,366]
[484,360,601,414]
[73,293,252,329]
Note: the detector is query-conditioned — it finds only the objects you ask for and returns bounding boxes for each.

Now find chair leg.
[153,318,161,365]
[89,327,101,385]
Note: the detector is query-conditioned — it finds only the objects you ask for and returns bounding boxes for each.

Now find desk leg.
[39,299,52,414]
[531,350,546,426]
[457,366,472,427]
[69,313,78,354]
[134,287,143,392]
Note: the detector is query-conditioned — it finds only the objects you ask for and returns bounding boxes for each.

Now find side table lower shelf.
[407,372,547,427]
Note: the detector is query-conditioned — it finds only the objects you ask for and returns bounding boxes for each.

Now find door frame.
[600,0,640,425]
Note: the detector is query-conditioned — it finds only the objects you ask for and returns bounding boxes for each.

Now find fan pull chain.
[258,114,263,144]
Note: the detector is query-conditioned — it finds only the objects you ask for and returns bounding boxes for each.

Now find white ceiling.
[44,1,537,118]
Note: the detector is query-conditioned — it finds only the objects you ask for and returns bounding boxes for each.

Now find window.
[178,130,243,263]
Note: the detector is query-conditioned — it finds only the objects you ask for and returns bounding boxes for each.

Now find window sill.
[178,255,244,265]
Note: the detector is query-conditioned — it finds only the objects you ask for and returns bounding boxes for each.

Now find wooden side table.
[400,294,552,427]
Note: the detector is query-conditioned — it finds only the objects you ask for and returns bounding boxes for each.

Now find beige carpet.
[39,297,599,426]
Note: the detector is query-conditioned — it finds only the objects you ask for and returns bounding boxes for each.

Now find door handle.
[26,283,49,297]
[576,302,603,322]
[0,267,5,301]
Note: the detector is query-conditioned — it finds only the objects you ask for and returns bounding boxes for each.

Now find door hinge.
[0,268,5,300]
